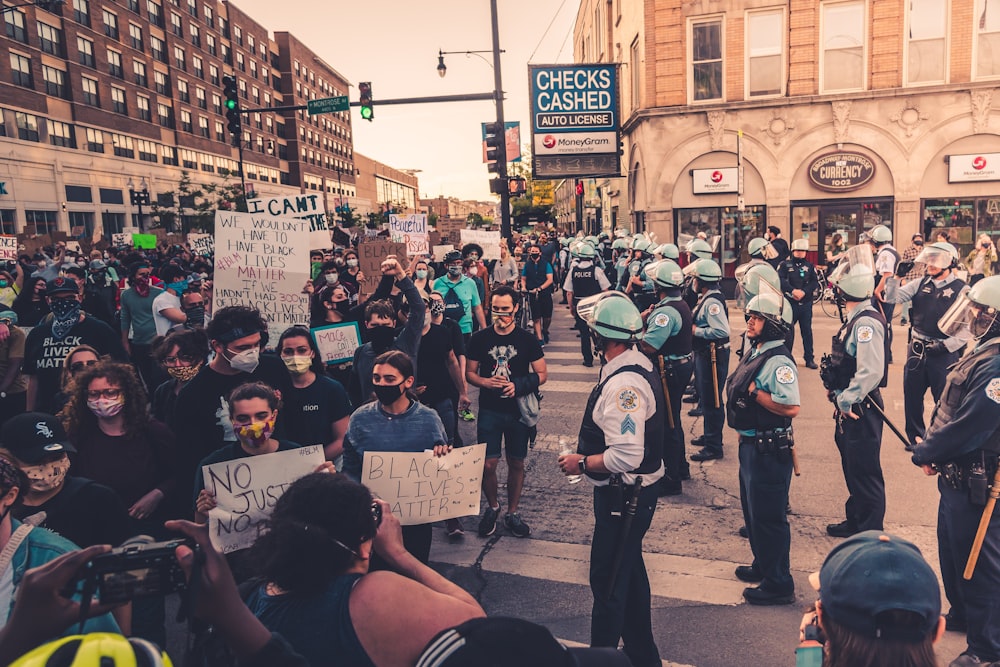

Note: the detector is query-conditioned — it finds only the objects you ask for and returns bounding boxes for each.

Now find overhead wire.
[528,0,568,63]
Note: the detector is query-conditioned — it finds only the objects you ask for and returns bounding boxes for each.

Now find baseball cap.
[415,617,631,667]
[89,259,107,271]
[810,531,941,642]
[45,276,79,296]
[1,412,76,464]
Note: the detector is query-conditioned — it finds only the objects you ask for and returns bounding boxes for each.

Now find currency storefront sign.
[808,152,876,192]
[529,64,621,180]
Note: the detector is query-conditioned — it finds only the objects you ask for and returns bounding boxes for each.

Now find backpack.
[441,282,465,322]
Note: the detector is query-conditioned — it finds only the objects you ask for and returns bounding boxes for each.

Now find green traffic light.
[225,99,237,110]
[360,106,373,120]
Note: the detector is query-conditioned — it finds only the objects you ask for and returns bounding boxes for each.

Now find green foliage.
[149,171,246,234]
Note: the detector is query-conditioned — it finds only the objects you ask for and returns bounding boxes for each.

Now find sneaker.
[459,408,476,422]
[478,505,500,537]
[504,512,531,537]
[543,332,550,344]
[446,518,465,540]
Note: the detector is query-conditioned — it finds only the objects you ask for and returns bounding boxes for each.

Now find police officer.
[779,238,820,369]
[884,241,970,448]
[557,293,663,667]
[566,243,611,368]
[610,238,631,287]
[821,247,888,537]
[870,224,900,363]
[727,289,799,605]
[639,260,693,495]
[745,237,770,266]
[690,259,731,462]
[656,243,680,261]
[911,276,1000,667]
[682,239,714,310]
[622,236,656,311]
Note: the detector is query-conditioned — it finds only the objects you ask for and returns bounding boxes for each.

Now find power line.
[528,0,568,63]
[555,9,575,62]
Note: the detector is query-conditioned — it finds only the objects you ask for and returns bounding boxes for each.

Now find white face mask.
[23,458,70,493]
[227,347,260,373]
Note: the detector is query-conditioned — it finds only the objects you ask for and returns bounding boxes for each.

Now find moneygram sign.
[529,64,621,179]
[949,152,1000,183]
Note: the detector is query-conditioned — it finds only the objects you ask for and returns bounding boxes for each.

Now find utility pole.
[490,0,511,244]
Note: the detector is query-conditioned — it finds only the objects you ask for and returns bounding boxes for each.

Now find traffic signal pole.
[489,0,511,245]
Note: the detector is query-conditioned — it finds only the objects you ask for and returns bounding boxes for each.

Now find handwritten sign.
[213,211,311,344]
[132,233,157,249]
[431,244,455,261]
[460,229,502,260]
[189,233,214,256]
[361,444,486,525]
[248,195,331,250]
[203,445,325,553]
[311,322,361,364]
[389,214,429,257]
[111,233,133,247]
[356,240,407,297]
[0,236,17,261]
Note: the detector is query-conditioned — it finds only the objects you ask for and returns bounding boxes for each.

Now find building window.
[147,0,163,28]
[137,94,151,120]
[198,115,208,137]
[10,53,33,89]
[103,10,119,39]
[162,145,178,165]
[107,50,123,78]
[73,0,90,26]
[5,9,27,43]
[177,78,189,102]
[133,60,147,87]
[112,133,134,158]
[157,103,172,127]
[630,36,640,108]
[238,79,247,99]
[77,36,94,67]
[906,0,947,84]
[976,0,1000,78]
[102,212,124,236]
[111,86,127,114]
[174,45,185,70]
[0,211,15,236]
[127,0,139,12]
[221,44,231,65]
[233,24,242,45]
[206,33,216,56]
[150,35,166,63]
[129,23,143,51]
[208,63,219,85]
[38,22,64,56]
[211,92,221,113]
[187,0,196,17]
[155,70,169,94]
[196,86,206,108]
[180,109,192,132]
[690,17,723,101]
[82,76,99,106]
[250,60,257,79]
[137,139,157,162]
[251,85,259,105]
[214,120,224,141]
[190,23,199,47]
[181,148,196,168]
[15,112,39,142]
[86,127,104,152]
[746,9,784,96]
[25,211,58,235]
[42,65,68,98]
[821,1,865,92]
[203,4,211,24]
[47,120,76,148]
[236,52,245,72]
[170,12,182,36]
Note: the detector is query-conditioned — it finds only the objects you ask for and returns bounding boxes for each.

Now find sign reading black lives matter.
[529,63,621,180]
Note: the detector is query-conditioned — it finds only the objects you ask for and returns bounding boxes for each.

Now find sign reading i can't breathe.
[248,195,331,250]
[529,63,621,180]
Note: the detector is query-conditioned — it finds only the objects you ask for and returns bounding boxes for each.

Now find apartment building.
[575,0,1000,274]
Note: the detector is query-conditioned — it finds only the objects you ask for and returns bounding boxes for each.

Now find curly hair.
[60,361,149,439]
[249,473,376,592]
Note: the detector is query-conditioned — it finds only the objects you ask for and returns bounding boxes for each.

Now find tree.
[149,171,246,234]
[467,212,485,228]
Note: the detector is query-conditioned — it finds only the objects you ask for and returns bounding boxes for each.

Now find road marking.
[545,365,601,375]
[540,380,596,394]
[541,351,588,360]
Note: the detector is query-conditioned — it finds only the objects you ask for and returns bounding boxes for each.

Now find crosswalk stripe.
[545,366,600,375]
[539,380,595,394]
[539,351,585,360]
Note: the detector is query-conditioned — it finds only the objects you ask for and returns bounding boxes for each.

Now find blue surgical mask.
[167,280,188,294]
[415,269,428,279]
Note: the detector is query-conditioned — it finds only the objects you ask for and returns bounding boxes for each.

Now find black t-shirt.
[467,325,544,415]
[417,324,456,405]
[282,376,351,448]
[442,317,466,358]
[12,476,131,548]
[23,315,128,414]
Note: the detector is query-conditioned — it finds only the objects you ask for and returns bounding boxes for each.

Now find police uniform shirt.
[562,260,611,293]
[835,301,886,413]
[911,336,1000,466]
[875,245,899,275]
[884,274,971,352]
[735,340,800,437]
[588,347,664,487]
[642,296,685,356]
[694,289,731,341]
[614,257,629,286]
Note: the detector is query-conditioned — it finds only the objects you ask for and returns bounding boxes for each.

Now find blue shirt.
[693,290,731,341]
[736,340,799,436]
[642,296,685,355]
[343,399,448,481]
[835,302,886,412]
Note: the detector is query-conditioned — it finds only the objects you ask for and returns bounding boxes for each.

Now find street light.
[128,177,150,232]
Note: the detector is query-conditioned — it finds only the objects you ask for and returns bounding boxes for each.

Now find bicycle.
[814,267,840,318]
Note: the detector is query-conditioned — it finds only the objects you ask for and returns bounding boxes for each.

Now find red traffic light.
[575,180,584,196]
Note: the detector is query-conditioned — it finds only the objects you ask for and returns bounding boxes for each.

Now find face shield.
[761,242,779,260]
[938,290,992,338]
[914,246,954,271]
[829,244,875,287]
[576,291,632,326]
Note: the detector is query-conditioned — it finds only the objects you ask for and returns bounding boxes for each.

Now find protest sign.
[460,229,502,260]
[65,241,81,254]
[248,195,331,250]
[431,244,454,261]
[389,214,429,257]
[188,233,215,256]
[132,233,157,249]
[361,443,486,525]
[0,236,17,261]
[311,322,362,364]
[213,211,311,344]
[356,240,407,297]
[203,445,324,553]
[111,233,133,247]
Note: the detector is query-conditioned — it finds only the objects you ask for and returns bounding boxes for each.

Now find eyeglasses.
[163,355,198,366]
[330,501,383,560]
[86,388,122,400]
[70,359,98,373]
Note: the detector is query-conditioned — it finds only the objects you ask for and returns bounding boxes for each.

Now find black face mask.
[334,300,352,315]
[367,324,396,352]
[373,382,405,405]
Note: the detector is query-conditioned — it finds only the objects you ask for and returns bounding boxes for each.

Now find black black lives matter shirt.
[467,325,544,415]
[23,315,128,414]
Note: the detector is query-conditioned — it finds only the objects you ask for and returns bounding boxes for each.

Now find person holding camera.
[965,234,998,286]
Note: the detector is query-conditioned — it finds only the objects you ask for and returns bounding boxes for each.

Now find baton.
[865,395,909,449]
[710,343,721,409]
[657,357,675,430]
[791,447,801,476]
[606,477,643,600]
[964,466,1000,580]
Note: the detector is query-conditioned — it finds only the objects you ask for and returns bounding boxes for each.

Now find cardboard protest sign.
[213,211,311,345]
[311,322,362,364]
[65,241,81,254]
[111,233,133,247]
[431,245,455,261]
[459,229,502,260]
[361,444,486,526]
[188,233,215,256]
[356,240,407,297]
[203,445,325,553]
[132,233,157,249]
[389,214,429,257]
[248,195,331,250]
[0,236,17,261]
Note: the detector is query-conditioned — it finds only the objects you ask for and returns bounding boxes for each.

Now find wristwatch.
[578,456,587,473]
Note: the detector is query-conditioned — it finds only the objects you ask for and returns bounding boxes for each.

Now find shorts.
[528,290,553,319]
[478,408,530,460]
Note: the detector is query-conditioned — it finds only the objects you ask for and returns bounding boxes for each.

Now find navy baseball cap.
[1,412,76,464]
[45,276,79,296]
[810,531,941,642]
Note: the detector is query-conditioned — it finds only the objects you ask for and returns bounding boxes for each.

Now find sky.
[234,0,580,202]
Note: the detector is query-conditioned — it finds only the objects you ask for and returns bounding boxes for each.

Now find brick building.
[355,152,418,216]
[574,0,1000,276]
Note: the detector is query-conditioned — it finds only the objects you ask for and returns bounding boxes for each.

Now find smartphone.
[795,645,823,667]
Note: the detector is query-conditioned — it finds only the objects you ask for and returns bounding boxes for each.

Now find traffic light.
[358,82,373,121]
[222,75,240,143]
[575,180,584,197]
[484,121,504,174]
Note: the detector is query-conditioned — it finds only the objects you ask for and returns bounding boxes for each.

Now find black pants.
[787,301,815,363]
[834,393,885,531]
[694,345,729,452]
[877,300,895,361]
[590,483,660,667]
[661,358,692,481]
[903,343,957,445]
[938,479,1000,660]
[574,309,593,364]
[738,439,794,594]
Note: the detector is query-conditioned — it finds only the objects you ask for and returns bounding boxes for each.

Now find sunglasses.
[70,359,98,373]
[331,501,384,559]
